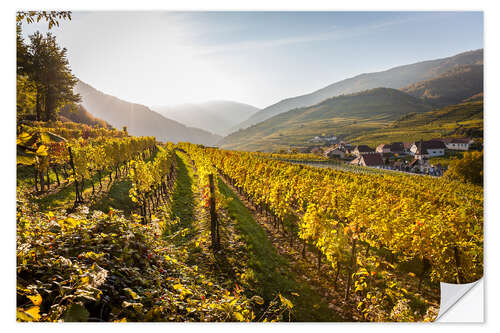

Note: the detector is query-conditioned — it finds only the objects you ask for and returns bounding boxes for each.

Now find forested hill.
[74,81,222,145]
[220,88,432,151]
[232,49,483,131]
[401,64,483,107]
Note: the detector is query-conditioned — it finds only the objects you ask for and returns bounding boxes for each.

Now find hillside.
[348,100,483,146]
[59,104,112,128]
[220,88,431,151]
[233,49,483,131]
[74,81,221,145]
[401,64,483,107]
[152,101,259,136]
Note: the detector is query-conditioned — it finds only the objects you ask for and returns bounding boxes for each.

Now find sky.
[20,11,483,109]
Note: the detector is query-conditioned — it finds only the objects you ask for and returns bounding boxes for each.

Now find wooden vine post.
[208,174,220,252]
[67,146,82,204]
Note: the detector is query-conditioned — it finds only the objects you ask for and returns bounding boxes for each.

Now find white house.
[410,140,446,158]
[309,135,338,143]
[441,138,474,151]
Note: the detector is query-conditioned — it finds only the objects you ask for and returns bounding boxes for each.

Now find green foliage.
[17,23,80,122]
[16,75,37,118]
[16,192,260,322]
[445,151,483,185]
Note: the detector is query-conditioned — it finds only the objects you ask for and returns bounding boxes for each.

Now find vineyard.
[16,124,483,322]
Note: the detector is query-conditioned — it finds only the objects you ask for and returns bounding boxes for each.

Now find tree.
[16,11,77,121]
[16,11,72,29]
[16,25,36,119]
[445,151,483,185]
[26,32,81,121]
[16,24,29,74]
[16,74,37,119]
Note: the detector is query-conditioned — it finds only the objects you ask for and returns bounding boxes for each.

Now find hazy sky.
[21,11,483,109]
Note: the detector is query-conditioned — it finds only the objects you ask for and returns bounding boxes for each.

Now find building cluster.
[320,137,476,176]
[308,134,338,144]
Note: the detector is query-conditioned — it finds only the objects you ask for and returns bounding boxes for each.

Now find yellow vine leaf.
[233,312,245,322]
[278,293,293,309]
[25,306,41,321]
[27,294,42,306]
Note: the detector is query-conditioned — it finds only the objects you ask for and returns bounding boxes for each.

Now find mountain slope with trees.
[74,81,222,144]
[220,88,432,151]
[233,49,483,131]
[400,64,483,107]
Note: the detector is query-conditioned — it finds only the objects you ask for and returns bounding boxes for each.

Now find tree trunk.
[35,89,41,121]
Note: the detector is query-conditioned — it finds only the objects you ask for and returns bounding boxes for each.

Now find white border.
[1,0,497,331]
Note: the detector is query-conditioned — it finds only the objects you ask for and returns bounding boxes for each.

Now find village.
[300,135,480,176]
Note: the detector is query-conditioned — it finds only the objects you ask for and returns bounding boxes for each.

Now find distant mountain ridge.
[233,49,483,131]
[152,101,259,136]
[74,81,221,145]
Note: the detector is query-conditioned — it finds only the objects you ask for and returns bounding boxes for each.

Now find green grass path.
[167,151,197,243]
